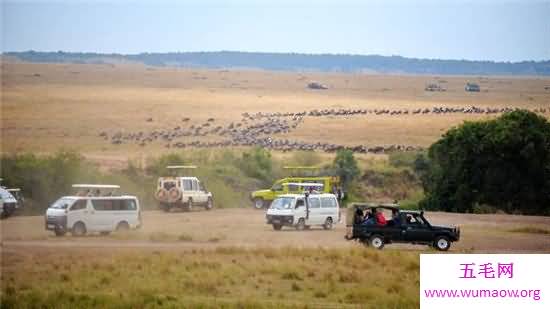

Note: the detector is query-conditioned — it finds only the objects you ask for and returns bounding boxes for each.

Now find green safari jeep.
[250,176,341,209]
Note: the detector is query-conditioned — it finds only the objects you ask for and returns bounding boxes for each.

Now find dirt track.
[2,209,549,253]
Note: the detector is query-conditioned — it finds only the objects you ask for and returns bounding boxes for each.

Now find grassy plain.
[2,61,549,158]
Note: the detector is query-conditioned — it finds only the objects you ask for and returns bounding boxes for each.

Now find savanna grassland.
[2,60,549,158]
[1,246,420,309]
[2,60,550,308]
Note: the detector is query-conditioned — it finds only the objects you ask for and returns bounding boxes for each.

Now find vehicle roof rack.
[282,182,324,187]
[72,184,121,189]
[166,165,197,169]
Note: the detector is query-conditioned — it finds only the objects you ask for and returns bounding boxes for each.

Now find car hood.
[266,208,293,216]
[252,189,271,196]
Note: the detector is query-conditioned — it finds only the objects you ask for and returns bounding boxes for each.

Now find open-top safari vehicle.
[155,165,213,212]
[251,166,343,209]
[345,202,460,251]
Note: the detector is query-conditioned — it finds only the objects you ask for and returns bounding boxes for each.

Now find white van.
[265,183,340,230]
[0,187,18,219]
[45,184,142,236]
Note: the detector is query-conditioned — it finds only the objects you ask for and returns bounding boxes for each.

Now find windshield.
[270,197,295,210]
[0,189,15,201]
[50,198,74,209]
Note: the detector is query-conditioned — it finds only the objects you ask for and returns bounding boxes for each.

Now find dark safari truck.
[345,203,460,251]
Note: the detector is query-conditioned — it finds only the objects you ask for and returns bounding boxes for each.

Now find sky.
[2,0,549,62]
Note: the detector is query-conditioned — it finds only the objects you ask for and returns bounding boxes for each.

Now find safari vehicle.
[265,183,340,230]
[345,203,460,251]
[251,167,341,209]
[0,178,22,218]
[0,187,19,219]
[155,165,213,212]
[45,184,141,236]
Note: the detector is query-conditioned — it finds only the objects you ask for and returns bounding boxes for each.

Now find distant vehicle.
[266,183,340,231]
[424,83,445,92]
[345,203,460,251]
[0,187,18,219]
[307,82,328,90]
[155,165,213,212]
[45,184,141,236]
[251,176,342,209]
[465,82,480,92]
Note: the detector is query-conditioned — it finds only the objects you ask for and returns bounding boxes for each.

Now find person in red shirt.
[375,209,387,226]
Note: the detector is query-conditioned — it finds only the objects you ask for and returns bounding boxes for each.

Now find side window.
[309,197,320,208]
[182,180,193,191]
[124,199,137,210]
[272,183,282,191]
[321,197,336,208]
[92,200,104,211]
[295,198,305,208]
[288,184,299,192]
[70,199,87,211]
[191,180,198,191]
[92,200,113,211]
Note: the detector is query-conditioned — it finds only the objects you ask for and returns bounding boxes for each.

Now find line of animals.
[242,106,548,119]
[100,105,548,153]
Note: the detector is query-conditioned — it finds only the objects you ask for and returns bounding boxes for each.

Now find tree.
[333,149,360,188]
[420,110,550,215]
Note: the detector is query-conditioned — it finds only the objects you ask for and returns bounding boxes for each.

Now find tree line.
[5,51,550,75]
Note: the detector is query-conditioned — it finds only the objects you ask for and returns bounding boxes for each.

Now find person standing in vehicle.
[375,209,387,226]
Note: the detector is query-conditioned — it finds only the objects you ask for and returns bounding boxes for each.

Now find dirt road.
[2,209,549,253]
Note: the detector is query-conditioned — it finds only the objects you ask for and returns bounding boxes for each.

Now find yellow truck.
[250,176,341,209]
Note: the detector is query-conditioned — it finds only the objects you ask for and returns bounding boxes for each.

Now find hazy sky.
[2,0,549,61]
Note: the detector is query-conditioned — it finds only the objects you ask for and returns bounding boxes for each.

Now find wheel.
[205,198,213,210]
[54,228,66,237]
[369,235,385,250]
[323,217,333,230]
[273,224,282,231]
[295,218,306,231]
[434,236,451,251]
[253,198,265,210]
[116,221,130,232]
[72,222,86,237]
[186,198,193,212]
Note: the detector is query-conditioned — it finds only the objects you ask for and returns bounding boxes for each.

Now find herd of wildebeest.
[101,105,549,153]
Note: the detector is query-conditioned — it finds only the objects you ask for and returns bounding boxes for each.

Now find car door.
[294,198,307,220]
[403,215,434,242]
[90,199,113,231]
[196,181,208,204]
[67,199,89,230]
[306,196,322,225]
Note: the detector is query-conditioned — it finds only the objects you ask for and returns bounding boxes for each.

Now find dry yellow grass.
[2,61,549,159]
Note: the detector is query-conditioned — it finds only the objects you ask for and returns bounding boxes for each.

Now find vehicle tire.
[116,221,130,232]
[72,222,86,237]
[205,198,213,210]
[253,198,265,210]
[186,198,193,212]
[54,228,66,237]
[295,218,306,231]
[434,236,451,251]
[273,224,282,231]
[323,217,333,230]
[369,235,385,250]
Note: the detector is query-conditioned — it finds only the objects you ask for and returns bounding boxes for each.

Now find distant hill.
[4,50,550,76]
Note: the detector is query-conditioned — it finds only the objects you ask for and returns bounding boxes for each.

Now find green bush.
[420,110,550,215]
